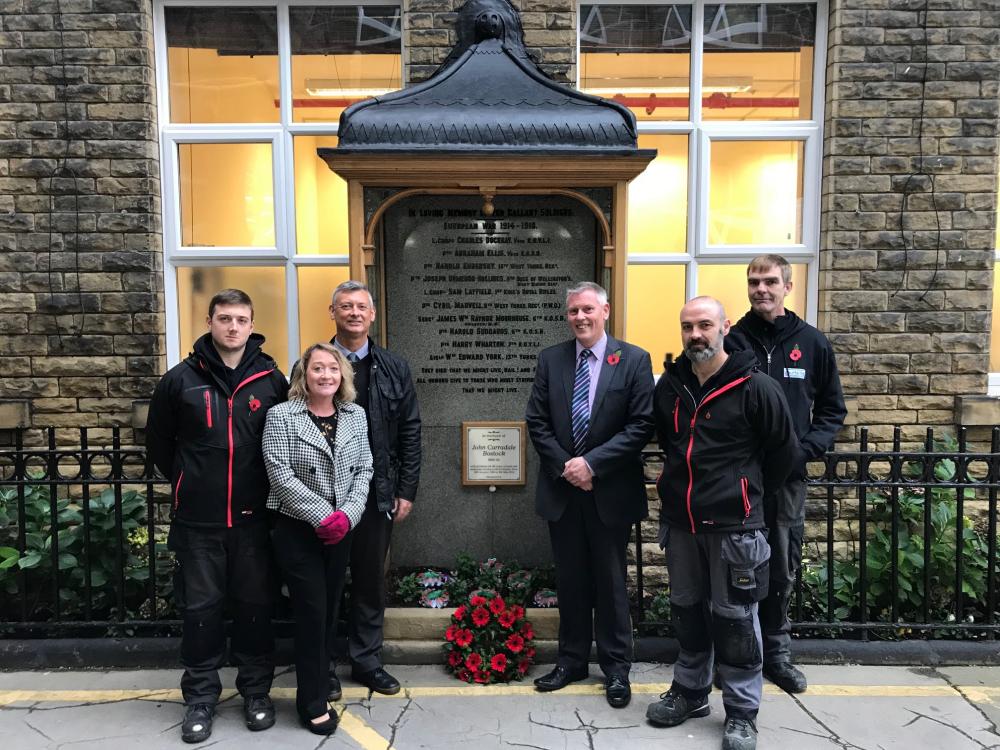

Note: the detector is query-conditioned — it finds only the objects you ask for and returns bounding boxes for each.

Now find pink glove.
[316,511,350,545]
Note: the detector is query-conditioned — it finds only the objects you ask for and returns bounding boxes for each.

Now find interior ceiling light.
[305,78,396,97]
[582,77,753,95]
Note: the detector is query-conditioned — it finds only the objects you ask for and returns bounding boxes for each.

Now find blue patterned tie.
[571,349,591,456]
[347,352,359,363]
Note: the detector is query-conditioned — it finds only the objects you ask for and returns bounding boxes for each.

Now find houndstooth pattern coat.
[263,398,373,529]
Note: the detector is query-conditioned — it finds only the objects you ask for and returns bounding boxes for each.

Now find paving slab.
[1,663,998,748]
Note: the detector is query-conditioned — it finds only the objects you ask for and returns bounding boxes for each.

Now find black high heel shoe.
[300,711,338,735]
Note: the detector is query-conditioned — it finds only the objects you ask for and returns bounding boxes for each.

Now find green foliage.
[799,442,1000,638]
[0,483,173,622]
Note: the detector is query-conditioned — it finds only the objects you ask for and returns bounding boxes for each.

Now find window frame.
[578,0,828,331]
[154,0,400,368]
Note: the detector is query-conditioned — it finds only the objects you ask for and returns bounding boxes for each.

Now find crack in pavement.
[933,667,1000,740]
[386,694,415,748]
[528,708,638,750]
[787,694,879,750]
[904,709,1000,749]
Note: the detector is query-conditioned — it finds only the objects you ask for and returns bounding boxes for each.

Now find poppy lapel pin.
[607,349,622,366]
[789,344,802,363]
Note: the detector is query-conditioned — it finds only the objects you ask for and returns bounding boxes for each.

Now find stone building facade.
[0,0,998,448]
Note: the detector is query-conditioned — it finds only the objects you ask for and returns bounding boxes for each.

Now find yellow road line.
[0,683,994,706]
[338,708,393,750]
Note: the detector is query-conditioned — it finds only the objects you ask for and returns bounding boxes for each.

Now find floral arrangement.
[444,591,536,684]
[396,552,556,609]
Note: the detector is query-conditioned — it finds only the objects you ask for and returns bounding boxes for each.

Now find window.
[580,1,826,367]
[156,1,402,370]
[990,159,1000,394]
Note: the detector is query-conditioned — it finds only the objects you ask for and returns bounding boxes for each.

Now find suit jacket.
[263,398,374,530]
[525,335,655,527]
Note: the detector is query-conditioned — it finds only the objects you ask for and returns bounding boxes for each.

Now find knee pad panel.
[712,615,761,670]
[672,602,712,653]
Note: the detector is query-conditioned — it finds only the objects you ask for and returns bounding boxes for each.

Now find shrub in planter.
[444,591,536,684]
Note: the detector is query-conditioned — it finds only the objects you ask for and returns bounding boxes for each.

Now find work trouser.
[661,524,770,720]
[168,522,275,706]
[759,478,806,665]
[272,513,351,721]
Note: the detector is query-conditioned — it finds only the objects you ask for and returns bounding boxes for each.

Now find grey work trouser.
[760,478,806,665]
[661,524,770,720]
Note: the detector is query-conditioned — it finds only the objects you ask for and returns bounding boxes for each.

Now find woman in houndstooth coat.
[263,342,373,735]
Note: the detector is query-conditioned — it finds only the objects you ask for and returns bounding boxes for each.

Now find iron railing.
[635,426,1000,640]
[1,425,997,640]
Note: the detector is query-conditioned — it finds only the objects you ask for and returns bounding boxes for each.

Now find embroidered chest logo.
[789,344,802,362]
[248,394,262,413]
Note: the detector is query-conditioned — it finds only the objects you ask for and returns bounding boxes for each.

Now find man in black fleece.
[727,255,846,694]
[646,297,802,750]
[146,289,289,744]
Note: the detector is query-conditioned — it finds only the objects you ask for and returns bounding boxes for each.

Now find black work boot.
[181,703,215,744]
[244,694,275,731]
[764,661,807,693]
[646,687,711,727]
[721,716,758,750]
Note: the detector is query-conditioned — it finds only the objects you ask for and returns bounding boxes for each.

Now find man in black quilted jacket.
[146,288,288,744]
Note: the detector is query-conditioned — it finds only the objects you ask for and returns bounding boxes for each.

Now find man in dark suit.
[525,281,655,708]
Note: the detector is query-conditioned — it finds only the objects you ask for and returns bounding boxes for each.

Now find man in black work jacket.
[727,255,847,694]
[146,289,288,744]
[646,296,802,750]
[326,280,421,698]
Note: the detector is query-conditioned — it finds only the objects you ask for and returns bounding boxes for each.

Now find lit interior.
[297,265,351,353]
[177,266,288,373]
[294,135,349,253]
[709,140,803,245]
[178,143,275,248]
[628,135,688,253]
[581,50,812,121]
[626,264,686,370]
[293,53,402,123]
[697,263,808,325]
[992,262,1000,372]
[168,47,280,124]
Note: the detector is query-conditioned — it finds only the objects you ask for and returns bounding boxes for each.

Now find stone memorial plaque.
[462,421,526,485]
[383,194,598,564]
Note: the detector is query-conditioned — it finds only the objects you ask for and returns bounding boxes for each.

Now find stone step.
[382,606,560,641]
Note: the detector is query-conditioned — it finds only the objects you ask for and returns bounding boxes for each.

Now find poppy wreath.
[443,590,536,684]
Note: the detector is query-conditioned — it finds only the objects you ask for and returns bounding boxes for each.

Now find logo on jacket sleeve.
[789,344,802,362]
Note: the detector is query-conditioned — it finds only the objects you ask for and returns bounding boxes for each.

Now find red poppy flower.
[474,670,490,684]
[248,397,262,412]
[607,352,620,366]
[490,653,508,672]
[510,605,525,620]
[465,652,483,671]
[445,624,458,642]
[498,609,517,629]
[469,595,487,607]
[520,624,535,640]
[506,633,525,653]
[525,647,536,659]
[517,659,531,674]
[471,607,491,627]
[448,650,463,667]
[455,629,473,648]
[456,668,471,683]
[789,347,802,362]
[489,596,506,614]
[452,605,467,621]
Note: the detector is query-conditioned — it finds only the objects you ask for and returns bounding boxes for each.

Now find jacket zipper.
[681,376,751,534]
[740,476,751,519]
[673,397,679,433]
[203,390,213,428]
[225,369,273,528]
[174,470,184,511]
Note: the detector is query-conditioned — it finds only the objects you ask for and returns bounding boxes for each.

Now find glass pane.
[165,7,279,124]
[708,140,803,245]
[291,6,402,123]
[297,265,351,353]
[579,4,692,121]
[626,264,687,373]
[697,263,808,324]
[294,136,349,253]
[629,135,688,253]
[176,266,288,373]
[992,262,1000,372]
[178,143,275,248]
[702,4,816,121]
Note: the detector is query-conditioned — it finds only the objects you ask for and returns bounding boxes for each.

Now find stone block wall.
[821,0,1000,445]
[404,0,576,84]
[0,0,161,438]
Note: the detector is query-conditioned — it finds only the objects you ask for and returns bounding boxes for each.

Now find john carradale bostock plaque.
[318,0,654,566]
